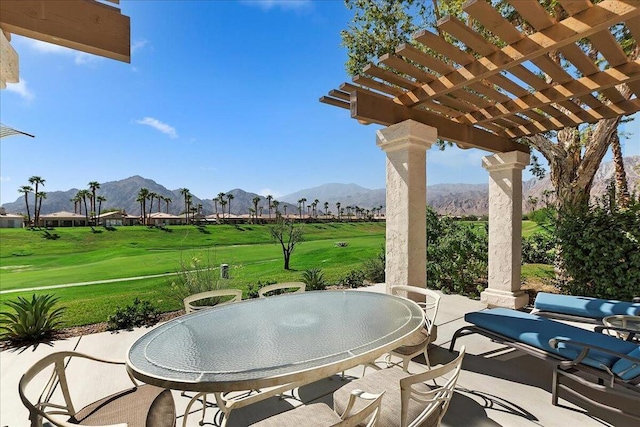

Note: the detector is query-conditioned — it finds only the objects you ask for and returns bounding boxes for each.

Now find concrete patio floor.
[1,284,636,427]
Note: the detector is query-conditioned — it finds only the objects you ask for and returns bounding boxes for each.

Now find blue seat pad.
[465,308,638,370]
[534,292,640,319]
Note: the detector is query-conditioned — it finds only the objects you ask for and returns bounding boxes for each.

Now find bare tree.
[269,217,304,270]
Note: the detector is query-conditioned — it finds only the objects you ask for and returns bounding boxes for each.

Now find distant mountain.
[2,157,638,217]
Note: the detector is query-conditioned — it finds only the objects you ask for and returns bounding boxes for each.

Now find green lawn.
[0,221,550,327]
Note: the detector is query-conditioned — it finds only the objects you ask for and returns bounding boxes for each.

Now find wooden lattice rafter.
[320,0,640,154]
[0,0,130,65]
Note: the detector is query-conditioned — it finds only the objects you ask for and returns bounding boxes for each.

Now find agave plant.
[301,268,327,291]
[0,294,66,343]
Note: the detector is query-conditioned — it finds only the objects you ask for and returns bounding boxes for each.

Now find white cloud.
[131,39,149,53]
[240,0,312,11]
[0,176,10,182]
[5,79,35,102]
[258,189,283,198]
[23,38,102,66]
[135,117,178,139]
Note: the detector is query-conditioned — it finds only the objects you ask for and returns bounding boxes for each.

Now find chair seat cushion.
[466,308,638,371]
[250,403,340,427]
[611,347,640,381]
[71,385,175,427]
[333,367,440,427]
[393,327,431,355]
[534,293,640,319]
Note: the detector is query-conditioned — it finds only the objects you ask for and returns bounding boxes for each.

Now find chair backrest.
[18,351,127,427]
[335,390,384,427]
[183,288,243,313]
[390,285,441,335]
[399,346,465,427]
[258,282,306,298]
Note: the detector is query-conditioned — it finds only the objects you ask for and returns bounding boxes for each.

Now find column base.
[481,289,529,309]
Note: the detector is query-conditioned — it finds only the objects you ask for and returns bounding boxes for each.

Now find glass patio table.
[126,290,424,425]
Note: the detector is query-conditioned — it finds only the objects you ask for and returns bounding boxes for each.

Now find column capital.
[376,120,437,153]
[482,151,530,172]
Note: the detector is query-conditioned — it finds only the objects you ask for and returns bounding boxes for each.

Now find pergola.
[0,0,130,88]
[322,0,640,308]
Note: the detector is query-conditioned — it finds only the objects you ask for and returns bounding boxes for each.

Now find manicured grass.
[0,221,551,327]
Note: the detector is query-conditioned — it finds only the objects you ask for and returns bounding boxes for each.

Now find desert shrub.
[335,241,349,247]
[0,294,66,343]
[527,207,555,226]
[426,207,488,297]
[107,298,159,331]
[522,232,556,264]
[301,268,327,291]
[362,245,385,283]
[555,195,640,300]
[339,269,366,288]
[168,252,231,306]
[246,279,277,299]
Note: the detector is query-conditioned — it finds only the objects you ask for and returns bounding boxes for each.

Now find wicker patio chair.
[183,288,243,313]
[19,351,175,427]
[258,282,306,298]
[386,285,441,371]
[249,389,384,427]
[333,347,465,427]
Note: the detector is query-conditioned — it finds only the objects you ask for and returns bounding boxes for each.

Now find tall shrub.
[555,195,640,300]
[426,208,488,297]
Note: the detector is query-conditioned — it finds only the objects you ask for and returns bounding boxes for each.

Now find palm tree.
[77,189,91,227]
[335,202,341,220]
[220,200,227,220]
[164,196,172,214]
[180,188,190,224]
[217,192,226,219]
[297,199,304,219]
[87,181,100,218]
[137,188,149,225]
[312,199,319,218]
[147,192,158,222]
[213,197,219,216]
[96,195,106,225]
[301,198,307,219]
[252,196,261,223]
[19,185,33,226]
[36,192,47,226]
[226,193,234,218]
[185,194,193,224]
[324,201,329,216]
[28,176,45,226]
[266,195,273,219]
[283,204,287,217]
[272,200,280,217]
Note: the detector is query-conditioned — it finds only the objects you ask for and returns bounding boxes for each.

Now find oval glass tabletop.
[127,290,424,391]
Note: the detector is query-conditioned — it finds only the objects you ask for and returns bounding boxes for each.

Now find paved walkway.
[1,284,636,427]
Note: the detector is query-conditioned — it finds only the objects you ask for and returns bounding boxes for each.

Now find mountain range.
[3,156,638,217]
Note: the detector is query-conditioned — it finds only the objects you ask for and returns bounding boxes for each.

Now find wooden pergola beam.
[398,0,640,108]
[0,0,130,63]
[351,90,529,154]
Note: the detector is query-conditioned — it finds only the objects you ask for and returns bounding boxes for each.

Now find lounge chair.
[19,351,176,427]
[258,282,306,298]
[249,389,384,427]
[450,308,640,420]
[531,292,640,324]
[333,347,465,427]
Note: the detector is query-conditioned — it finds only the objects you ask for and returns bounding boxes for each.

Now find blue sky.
[1,0,639,205]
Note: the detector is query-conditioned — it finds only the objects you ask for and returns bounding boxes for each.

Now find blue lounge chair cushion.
[534,292,640,319]
[465,308,638,371]
[612,347,640,381]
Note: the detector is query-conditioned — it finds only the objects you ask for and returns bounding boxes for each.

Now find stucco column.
[377,120,437,295]
[481,151,530,309]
